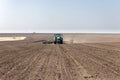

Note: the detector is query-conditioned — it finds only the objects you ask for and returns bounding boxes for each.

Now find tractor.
[54,34,63,44]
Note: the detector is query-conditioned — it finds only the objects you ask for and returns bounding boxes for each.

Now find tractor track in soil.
[0,41,120,80]
[64,44,120,80]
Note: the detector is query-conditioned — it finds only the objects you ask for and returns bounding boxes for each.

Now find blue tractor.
[54,34,63,44]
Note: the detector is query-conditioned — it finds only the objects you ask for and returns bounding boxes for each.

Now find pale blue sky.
[0,0,120,33]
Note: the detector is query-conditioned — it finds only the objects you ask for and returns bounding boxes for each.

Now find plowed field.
[0,35,120,80]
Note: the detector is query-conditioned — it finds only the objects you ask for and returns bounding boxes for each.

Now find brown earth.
[0,34,120,80]
[63,34,120,43]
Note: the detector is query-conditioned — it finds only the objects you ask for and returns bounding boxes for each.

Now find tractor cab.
[54,34,63,44]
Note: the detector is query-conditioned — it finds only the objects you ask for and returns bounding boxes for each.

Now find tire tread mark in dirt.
[14,44,47,80]
[29,45,54,80]
[59,45,97,80]
[72,44,120,75]
[0,44,44,77]
[43,45,59,80]
[24,45,54,80]
[67,44,120,79]
[58,44,74,80]
[0,43,43,64]
[0,45,43,77]
[54,44,70,80]
[0,44,46,80]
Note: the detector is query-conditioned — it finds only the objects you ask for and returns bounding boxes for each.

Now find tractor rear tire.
[54,41,56,44]
[60,40,63,44]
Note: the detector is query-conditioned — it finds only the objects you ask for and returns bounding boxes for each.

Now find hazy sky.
[0,0,120,33]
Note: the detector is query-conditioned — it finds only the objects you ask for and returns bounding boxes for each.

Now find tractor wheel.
[54,41,56,44]
[61,40,63,44]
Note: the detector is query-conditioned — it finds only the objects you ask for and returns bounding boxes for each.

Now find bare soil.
[0,34,120,80]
